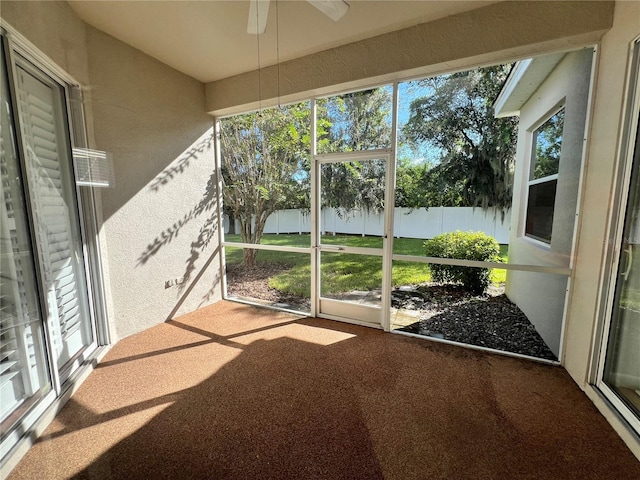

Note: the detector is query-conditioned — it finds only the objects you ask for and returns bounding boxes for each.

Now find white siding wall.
[506,49,594,357]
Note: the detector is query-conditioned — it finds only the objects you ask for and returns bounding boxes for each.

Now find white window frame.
[522,104,566,246]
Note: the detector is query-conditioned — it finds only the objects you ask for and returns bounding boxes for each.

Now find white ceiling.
[68,1,498,83]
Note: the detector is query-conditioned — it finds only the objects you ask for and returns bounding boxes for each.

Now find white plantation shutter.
[16,67,91,368]
[0,141,34,420]
[1,34,101,458]
[1,66,47,420]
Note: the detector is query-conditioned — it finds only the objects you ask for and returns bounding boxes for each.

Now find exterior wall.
[1,1,222,342]
[206,1,613,116]
[84,29,220,340]
[564,0,640,459]
[505,50,594,358]
[0,1,91,85]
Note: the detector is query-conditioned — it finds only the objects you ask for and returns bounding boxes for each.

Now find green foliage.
[533,108,564,179]
[424,231,501,294]
[320,88,392,153]
[394,158,464,209]
[319,88,392,214]
[225,234,433,296]
[225,234,508,298]
[220,103,311,265]
[403,65,519,217]
[220,65,517,267]
[322,159,387,214]
[221,89,393,265]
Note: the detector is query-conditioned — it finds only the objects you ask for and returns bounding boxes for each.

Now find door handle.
[622,246,633,281]
[320,245,345,251]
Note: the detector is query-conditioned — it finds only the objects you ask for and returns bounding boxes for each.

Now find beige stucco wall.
[0,1,90,85]
[205,1,613,116]
[505,49,594,358]
[1,1,222,341]
[563,0,640,459]
[85,28,221,340]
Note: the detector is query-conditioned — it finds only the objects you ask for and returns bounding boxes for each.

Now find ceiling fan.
[247,0,350,35]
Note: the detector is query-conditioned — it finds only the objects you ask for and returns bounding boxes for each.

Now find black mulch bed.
[226,262,557,361]
[393,284,557,361]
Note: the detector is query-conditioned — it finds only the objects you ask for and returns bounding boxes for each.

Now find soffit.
[68,0,499,83]
[494,53,566,118]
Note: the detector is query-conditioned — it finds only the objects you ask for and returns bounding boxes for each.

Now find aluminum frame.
[217,64,584,359]
[593,37,640,436]
[314,151,392,326]
[0,26,109,471]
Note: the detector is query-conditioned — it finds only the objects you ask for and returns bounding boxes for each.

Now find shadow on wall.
[92,112,217,223]
[146,133,213,193]
[136,131,221,317]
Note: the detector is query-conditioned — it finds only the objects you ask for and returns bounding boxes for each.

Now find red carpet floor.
[8,301,640,479]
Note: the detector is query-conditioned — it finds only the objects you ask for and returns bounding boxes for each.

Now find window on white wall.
[525,107,565,243]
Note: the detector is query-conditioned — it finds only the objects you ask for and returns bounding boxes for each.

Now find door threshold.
[224,296,312,317]
[316,313,383,330]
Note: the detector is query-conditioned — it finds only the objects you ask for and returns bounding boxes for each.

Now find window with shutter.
[0,48,50,428]
[1,30,103,464]
[15,65,94,372]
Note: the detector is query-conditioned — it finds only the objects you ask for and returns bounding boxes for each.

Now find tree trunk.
[243,247,258,267]
[240,218,256,267]
[227,211,236,234]
[240,213,269,268]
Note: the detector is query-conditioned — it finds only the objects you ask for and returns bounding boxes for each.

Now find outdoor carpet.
[7,300,640,479]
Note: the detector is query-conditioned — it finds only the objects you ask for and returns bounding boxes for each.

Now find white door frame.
[594,37,640,435]
[310,84,399,330]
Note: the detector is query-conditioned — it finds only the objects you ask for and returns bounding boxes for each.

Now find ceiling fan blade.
[247,0,270,35]
[247,0,347,35]
[307,0,350,22]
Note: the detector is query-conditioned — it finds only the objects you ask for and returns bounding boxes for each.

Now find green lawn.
[224,234,508,297]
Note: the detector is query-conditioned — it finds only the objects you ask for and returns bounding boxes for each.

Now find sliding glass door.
[14,62,95,381]
[602,143,640,422]
[1,32,97,455]
[598,39,640,434]
[0,44,51,430]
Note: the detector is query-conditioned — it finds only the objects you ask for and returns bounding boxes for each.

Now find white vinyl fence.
[225,207,511,244]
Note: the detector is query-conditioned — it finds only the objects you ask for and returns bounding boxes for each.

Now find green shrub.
[424,231,500,294]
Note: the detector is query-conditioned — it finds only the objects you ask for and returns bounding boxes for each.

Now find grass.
[224,234,508,297]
